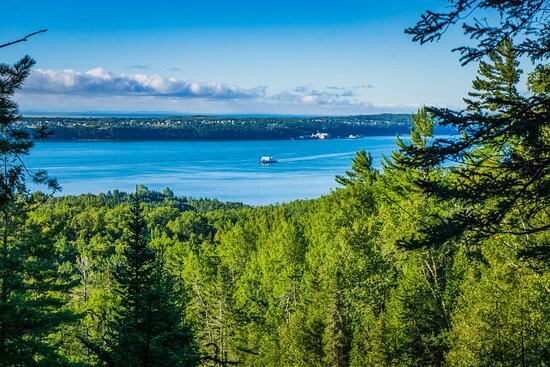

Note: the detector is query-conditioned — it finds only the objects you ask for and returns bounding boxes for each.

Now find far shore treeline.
[22,114,456,141]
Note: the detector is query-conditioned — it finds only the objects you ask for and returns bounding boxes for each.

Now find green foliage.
[0,197,79,366]
[93,191,198,366]
[17,163,549,366]
[3,2,549,366]
[395,39,550,256]
[0,55,78,366]
[527,64,550,94]
[336,150,377,186]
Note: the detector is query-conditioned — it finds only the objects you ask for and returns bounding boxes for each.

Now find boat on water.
[259,156,277,164]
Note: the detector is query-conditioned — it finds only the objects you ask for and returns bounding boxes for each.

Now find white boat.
[259,156,277,164]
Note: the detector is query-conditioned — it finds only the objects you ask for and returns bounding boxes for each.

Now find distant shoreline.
[23,114,456,142]
[34,135,401,143]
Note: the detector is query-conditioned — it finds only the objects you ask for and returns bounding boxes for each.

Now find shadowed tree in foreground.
[406,0,549,64]
[395,2,549,258]
[0,31,79,365]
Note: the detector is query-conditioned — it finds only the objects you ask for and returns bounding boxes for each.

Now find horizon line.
[21,111,413,118]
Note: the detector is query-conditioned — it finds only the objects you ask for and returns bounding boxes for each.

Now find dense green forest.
[1,1,549,366]
[22,114,426,141]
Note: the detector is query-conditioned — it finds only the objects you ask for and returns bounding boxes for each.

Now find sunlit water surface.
[27,137,402,205]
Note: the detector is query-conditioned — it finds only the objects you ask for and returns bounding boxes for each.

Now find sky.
[1,0,508,115]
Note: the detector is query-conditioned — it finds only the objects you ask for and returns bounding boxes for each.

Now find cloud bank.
[271,86,369,106]
[18,68,417,114]
[22,68,370,106]
[24,68,265,100]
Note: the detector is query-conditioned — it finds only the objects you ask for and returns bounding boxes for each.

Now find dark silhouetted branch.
[0,29,47,49]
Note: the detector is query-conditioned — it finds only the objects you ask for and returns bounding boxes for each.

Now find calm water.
[26,137,401,205]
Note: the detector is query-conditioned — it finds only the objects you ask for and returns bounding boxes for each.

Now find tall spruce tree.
[102,190,198,367]
[0,48,78,364]
[396,36,549,256]
[323,272,350,367]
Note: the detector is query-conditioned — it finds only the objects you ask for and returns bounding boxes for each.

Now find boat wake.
[277,151,355,163]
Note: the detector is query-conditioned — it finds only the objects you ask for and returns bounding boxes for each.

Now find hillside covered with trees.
[0,0,548,366]
[22,114,420,141]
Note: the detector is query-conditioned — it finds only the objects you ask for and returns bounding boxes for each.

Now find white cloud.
[23,68,265,100]
[270,86,367,106]
[20,68,393,111]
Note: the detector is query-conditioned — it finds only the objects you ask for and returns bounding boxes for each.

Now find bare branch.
[0,29,47,49]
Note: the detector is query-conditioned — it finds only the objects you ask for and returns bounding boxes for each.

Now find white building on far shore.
[314,132,331,140]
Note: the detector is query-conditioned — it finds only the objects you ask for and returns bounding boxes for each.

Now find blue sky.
[2,0,496,115]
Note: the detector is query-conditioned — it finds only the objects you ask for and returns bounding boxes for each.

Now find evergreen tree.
[101,190,198,366]
[395,38,550,257]
[323,273,350,367]
[336,150,377,186]
[0,53,78,364]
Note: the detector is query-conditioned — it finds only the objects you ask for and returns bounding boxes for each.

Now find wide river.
[27,137,401,205]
